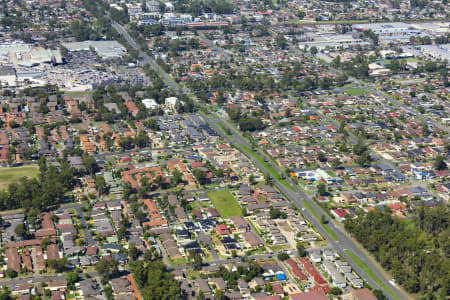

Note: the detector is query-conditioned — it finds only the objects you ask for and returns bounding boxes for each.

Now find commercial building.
[352,22,422,40]
[63,41,126,59]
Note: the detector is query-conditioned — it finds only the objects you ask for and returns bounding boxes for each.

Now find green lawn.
[170,257,189,265]
[216,122,232,139]
[207,190,242,218]
[344,250,401,300]
[344,88,369,96]
[239,144,295,192]
[63,90,94,96]
[301,199,338,241]
[301,199,320,219]
[0,165,39,187]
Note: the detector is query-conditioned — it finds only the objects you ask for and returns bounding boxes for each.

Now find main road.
[109,20,408,300]
[110,20,181,93]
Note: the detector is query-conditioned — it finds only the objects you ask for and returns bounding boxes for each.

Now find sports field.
[0,165,39,188]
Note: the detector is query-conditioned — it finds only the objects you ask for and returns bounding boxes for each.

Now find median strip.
[344,250,400,300]
[238,144,296,192]
[300,199,338,242]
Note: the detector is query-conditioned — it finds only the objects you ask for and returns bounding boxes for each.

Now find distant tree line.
[172,0,234,17]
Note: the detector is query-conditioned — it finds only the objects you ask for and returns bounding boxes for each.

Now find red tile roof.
[289,291,328,300]
[6,247,21,273]
[285,258,307,280]
[298,258,326,285]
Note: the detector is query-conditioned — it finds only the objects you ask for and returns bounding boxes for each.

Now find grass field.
[216,122,232,139]
[300,199,338,241]
[344,250,400,300]
[344,88,369,96]
[239,144,296,192]
[0,165,39,188]
[207,190,242,218]
[63,90,94,96]
[170,257,189,265]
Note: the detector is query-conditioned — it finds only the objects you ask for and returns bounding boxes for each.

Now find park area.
[207,189,242,218]
[0,165,39,188]
[344,88,369,96]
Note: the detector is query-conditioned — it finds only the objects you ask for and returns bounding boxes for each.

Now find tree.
[193,169,207,185]
[154,175,167,189]
[46,258,67,272]
[331,159,341,169]
[66,271,80,290]
[14,223,25,238]
[344,207,449,296]
[373,289,386,300]
[83,156,97,175]
[270,208,287,219]
[128,243,140,261]
[238,116,264,132]
[422,123,429,136]
[277,252,289,261]
[249,174,256,185]
[214,289,225,300]
[104,284,113,300]
[317,151,327,162]
[317,183,327,196]
[330,287,342,295]
[197,290,205,300]
[190,252,203,271]
[27,208,39,230]
[145,118,160,131]
[356,151,372,166]
[95,258,119,280]
[433,154,447,170]
[134,131,150,148]
[365,29,379,46]
[296,243,306,257]
[41,237,52,250]
[117,225,127,241]
[275,34,288,49]
[5,268,17,278]
[264,173,272,185]
[130,260,180,299]
[95,175,107,195]
[353,139,367,155]
[119,136,134,151]
[171,169,183,186]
